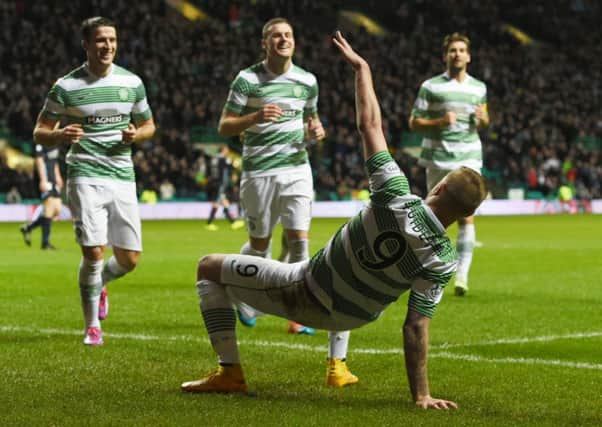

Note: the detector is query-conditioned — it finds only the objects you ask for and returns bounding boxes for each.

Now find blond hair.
[441,167,488,217]
[442,32,470,56]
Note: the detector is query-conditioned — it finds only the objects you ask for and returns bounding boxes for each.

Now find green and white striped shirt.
[40,63,153,182]
[411,72,487,171]
[224,61,318,178]
[308,151,457,322]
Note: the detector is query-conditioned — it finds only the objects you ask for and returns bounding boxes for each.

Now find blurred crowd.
[1,0,600,203]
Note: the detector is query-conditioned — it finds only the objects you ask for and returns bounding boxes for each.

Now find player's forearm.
[133,120,156,143]
[33,126,61,146]
[218,113,259,137]
[403,312,431,402]
[408,116,446,132]
[354,61,386,158]
[355,62,380,133]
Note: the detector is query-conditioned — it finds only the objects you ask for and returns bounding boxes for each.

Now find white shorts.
[221,254,351,331]
[425,167,451,192]
[240,166,313,238]
[67,180,142,251]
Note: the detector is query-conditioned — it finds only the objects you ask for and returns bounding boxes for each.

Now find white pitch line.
[430,351,602,371]
[2,325,602,370]
[430,331,602,350]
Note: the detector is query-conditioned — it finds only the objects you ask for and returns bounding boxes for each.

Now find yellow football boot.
[326,358,359,388]
[181,365,247,393]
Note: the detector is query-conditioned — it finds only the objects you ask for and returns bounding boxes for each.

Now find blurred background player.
[217,17,356,385]
[409,32,490,296]
[205,145,245,231]
[20,142,63,250]
[32,16,156,346]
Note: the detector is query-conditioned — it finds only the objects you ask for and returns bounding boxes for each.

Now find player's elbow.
[357,117,381,136]
[217,121,231,137]
[32,128,42,144]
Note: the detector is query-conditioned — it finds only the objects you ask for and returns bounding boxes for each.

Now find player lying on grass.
[182,31,487,410]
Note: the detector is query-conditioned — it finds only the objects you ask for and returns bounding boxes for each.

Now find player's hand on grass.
[415,396,458,410]
[257,104,282,123]
[60,124,84,144]
[332,31,367,71]
[307,117,325,141]
[122,122,138,144]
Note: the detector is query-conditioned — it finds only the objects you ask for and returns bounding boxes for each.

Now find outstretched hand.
[332,31,367,70]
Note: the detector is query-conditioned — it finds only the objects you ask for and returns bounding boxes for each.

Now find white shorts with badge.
[222,254,350,330]
[67,179,142,251]
[240,165,313,238]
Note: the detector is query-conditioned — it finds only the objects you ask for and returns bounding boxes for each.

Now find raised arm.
[332,31,387,159]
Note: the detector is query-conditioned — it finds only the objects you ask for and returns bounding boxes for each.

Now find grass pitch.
[1,215,601,426]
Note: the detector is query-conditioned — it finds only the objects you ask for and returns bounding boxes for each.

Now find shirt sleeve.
[365,151,411,207]
[410,82,430,119]
[303,79,319,119]
[224,72,251,115]
[132,80,152,122]
[39,80,67,121]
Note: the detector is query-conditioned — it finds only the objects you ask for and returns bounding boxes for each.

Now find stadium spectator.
[5,185,22,204]
[1,0,600,202]
[32,16,156,346]
[181,32,487,409]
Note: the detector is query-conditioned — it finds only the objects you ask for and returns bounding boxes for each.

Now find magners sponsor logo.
[87,115,123,124]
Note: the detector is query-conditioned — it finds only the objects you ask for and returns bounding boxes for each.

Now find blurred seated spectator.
[5,186,22,204]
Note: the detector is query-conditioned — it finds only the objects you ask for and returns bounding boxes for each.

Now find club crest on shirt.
[118,88,130,101]
[293,86,305,98]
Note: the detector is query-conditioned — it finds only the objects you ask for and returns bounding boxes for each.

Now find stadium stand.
[1,0,600,204]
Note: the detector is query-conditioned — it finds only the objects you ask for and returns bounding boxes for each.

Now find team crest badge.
[293,86,304,98]
[118,88,129,101]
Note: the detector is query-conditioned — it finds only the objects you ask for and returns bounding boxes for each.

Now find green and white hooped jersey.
[224,62,318,178]
[412,72,487,171]
[307,151,457,322]
[40,63,152,182]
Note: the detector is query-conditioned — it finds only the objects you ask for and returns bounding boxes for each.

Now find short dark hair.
[262,17,292,39]
[442,32,470,55]
[81,16,116,41]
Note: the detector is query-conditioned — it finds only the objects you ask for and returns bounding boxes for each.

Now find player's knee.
[82,246,104,261]
[115,251,140,272]
[197,255,223,282]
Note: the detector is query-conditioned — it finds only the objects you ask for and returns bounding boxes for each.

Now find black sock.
[208,207,217,224]
[223,207,233,222]
[41,216,51,246]
[27,215,44,231]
